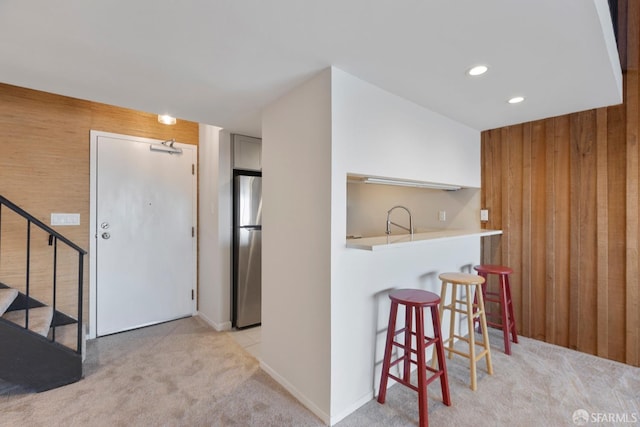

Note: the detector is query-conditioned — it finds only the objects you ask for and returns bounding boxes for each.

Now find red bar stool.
[473,264,519,355]
[378,289,451,427]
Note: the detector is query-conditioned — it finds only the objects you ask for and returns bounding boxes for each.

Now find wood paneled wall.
[0,83,199,322]
[481,2,640,367]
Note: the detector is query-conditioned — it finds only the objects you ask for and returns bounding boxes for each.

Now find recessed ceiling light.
[508,96,525,104]
[467,65,488,76]
[158,114,177,125]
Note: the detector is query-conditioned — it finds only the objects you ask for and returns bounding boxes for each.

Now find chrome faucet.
[386,205,413,235]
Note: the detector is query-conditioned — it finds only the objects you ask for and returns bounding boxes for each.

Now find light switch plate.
[51,213,80,226]
[480,209,489,222]
[438,211,446,222]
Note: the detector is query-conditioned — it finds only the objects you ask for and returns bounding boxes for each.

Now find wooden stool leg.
[415,306,428,427]
[403,304,413,381]
[378,301,399,404]
[473,272,488,334]
[498,274,512,355]
[465,284,478,391]
[505,274,519,344]
[447,282,457,360]
[476,284,493,376]
[431,304,451,406]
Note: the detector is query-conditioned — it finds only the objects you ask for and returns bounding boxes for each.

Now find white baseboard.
[196,312,231,331]
[260,360,330,426]
[330,391,373,426]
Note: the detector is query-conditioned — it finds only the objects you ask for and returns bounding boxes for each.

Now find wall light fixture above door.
[158,114,177,125]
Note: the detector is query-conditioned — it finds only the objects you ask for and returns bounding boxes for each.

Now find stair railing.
[0,195,86,355]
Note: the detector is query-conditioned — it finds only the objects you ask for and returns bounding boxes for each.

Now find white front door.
[91,131,196,337]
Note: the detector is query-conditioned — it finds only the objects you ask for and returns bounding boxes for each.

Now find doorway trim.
[88,130,198,339]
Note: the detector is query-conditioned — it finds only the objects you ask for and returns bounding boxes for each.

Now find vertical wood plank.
[577,111,598,356]
[607,101,627,362]
[530,120,547,341]
[544,118,557,344]
[506,125,524,334]
[626,0,640,368]
[554,115,572,349]
[501,127,510,272]
[481,130,502,266]
[568,114,581,351]
[596,108,609,359]
[521,123,532,337]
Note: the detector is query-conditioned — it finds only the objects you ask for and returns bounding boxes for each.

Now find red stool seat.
[473,264,519,355]
[377,289,451,427]
[474,264,513,275]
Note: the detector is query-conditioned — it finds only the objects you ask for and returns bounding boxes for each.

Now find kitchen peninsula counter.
[346,228,502,251]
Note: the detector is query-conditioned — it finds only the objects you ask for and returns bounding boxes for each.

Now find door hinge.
[192,226,195,237]
[192,164,195,175]
[191,289,194,300]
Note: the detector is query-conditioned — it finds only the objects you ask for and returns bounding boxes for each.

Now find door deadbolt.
[101,232,111,240]
[101,222,110,230]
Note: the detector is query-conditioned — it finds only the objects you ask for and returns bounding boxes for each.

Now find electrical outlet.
[480,209,489,222]
[438,211,446,222]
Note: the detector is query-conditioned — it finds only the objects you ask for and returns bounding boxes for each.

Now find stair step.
[0,288,18,316]
[47,323,86,361]
[3,306,54,337]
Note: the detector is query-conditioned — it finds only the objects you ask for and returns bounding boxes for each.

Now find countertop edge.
[345,229,503,251]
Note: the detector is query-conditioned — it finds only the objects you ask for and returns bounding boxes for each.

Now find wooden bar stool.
[378,289,451,427]
[431,272,493,391]
[473,264,519,355]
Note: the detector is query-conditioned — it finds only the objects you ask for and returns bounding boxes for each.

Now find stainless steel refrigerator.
[233,173,262,328]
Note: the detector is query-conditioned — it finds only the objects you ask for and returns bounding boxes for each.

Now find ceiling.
[0,0,622,137]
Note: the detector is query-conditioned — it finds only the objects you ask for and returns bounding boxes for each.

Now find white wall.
[330,68,481,423]
[261,69,333,423]
[260,67,482,425]
[332,69,480,188]
[197,124,232,330]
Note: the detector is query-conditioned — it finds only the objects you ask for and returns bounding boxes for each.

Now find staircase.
[0,195,86,392]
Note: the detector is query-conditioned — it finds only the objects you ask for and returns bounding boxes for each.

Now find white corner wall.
[330,68,481,423]
[259,66,482,425]
[261,69,333,423]
[198,124,232,330]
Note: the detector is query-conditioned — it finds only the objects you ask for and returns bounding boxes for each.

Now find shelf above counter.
[345,229,502,251]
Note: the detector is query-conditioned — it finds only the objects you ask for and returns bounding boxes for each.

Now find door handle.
[101,232,111,240]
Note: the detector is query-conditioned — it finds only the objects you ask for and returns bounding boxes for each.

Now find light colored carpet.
[1,316,638,426]
[0,317,321,426]
[338,331,640,426]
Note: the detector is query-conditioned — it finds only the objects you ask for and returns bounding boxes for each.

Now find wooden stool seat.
[378,289,451,427]
[438,272,487,284]
[432,272,493,391]
[473,264,519,355]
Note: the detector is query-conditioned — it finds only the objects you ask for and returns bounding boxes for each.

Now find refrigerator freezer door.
[236,175,262,227]
[235,228,262,328]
